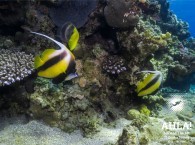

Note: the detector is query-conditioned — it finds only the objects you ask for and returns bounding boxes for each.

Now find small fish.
[60,22,79,51]
[170,100,182,108]
[31,29,79,84]
[136,71,163,96]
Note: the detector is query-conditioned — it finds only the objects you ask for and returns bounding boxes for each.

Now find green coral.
[139,105,150,116]
[127,109,150,128]
[127,109,141,120]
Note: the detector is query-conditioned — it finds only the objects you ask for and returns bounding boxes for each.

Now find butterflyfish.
[60,22,79,51]
[31,31,78,84]
[136,71,163,96]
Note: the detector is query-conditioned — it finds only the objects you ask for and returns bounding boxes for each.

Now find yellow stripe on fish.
[136,71,163,96]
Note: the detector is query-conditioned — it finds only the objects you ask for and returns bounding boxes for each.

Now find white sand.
[0,116,131,145]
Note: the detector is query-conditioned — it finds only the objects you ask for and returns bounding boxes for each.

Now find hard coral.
[139,104,150,116]
[117,19,171,61]
[102,56,127,75]
[104,0,140,28]
[0,49,34,86]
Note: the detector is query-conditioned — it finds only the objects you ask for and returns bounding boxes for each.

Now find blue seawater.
[168,0,195,37]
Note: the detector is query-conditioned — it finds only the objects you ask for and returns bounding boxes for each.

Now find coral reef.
[157,0,190,40]
[28,76,105,136]
[0,0,195,144]
[0,49,34,86]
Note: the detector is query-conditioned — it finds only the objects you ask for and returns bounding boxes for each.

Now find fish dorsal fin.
[61,22,79,51]
[68,27,79,51]
[136,72,156,93]
[31,31,66,50]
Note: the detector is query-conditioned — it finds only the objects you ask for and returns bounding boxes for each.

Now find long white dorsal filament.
[140,71,161,74]
[31,31,65,50]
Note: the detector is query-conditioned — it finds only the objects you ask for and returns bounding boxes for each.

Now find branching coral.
[0,49,34,86]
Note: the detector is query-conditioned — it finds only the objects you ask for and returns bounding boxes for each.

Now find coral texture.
[102,56,127,75]
[0,49,34,86]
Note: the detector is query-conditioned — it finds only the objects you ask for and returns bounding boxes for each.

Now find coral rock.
[49,0,97,28]
[117,125,140,145]
[104,0,139,28]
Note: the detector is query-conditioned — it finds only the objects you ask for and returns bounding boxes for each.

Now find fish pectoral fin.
[34,55,44,69]
[52,73,66,84]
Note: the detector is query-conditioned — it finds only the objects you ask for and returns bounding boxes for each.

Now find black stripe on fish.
[37,51,67,71]
[66,56,76,75]
[138,74,161,93]
[52,73,67,84]
[52,57,76,84]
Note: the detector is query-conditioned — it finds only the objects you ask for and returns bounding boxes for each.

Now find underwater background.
[168,0,195,37]
[0,0,194,145]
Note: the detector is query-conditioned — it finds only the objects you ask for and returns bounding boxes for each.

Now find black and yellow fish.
[31,23,79,84]
[136,71,163,96]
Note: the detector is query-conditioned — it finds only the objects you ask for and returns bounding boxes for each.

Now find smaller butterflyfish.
[136,71,163,96]
[60,22,79,51]
[31,28,79,84]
